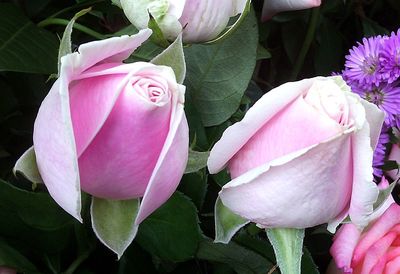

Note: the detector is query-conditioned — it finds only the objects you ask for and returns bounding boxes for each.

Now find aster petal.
[134,84,189,225]
[219,132,354,228]
[330,224,362,273]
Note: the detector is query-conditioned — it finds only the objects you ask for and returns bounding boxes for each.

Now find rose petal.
[370,246,400,274]
[261,0,321,21]
[330,224,362,273]
[208,78,315,174]
[33,32,151,221]
[219,132,354,228]
[352,204,400,265]
[77,65,176,199]
[385,256,400,274]
[388,144,400,181]
[135,91,189,224]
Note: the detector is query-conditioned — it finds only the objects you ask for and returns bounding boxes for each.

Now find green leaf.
[197,238,273,274]
[0,179,73,231]
[148,13,170,48]
[136,192,202,262]
[301,248,319,274]
[179,172,208,209]
[215,198,249,244]
[57,7,92,76]
[0,239,39,273]
[0,3,58,74]
[13,147,44,186]
[184,149,210,174]
[151,34,186,84]
[362,17,389,37]
[91,197,140,259]
[256,45,272,60]
[266,228,305,274]
[184,8,258,126]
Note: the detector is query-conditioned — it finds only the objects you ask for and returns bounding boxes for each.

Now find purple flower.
[372,125,390,179]
[351,82,400,126]
[343,36,383,89]
[380,29,400,84]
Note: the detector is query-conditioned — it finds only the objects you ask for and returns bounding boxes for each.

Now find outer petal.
[33,31,151,221]
[208,78,315,174]
[179,0,239,43]
[262,0,321,21]
[219,132,354,228]
[135,86,189,224]
[330,224,362,273]
[348,120,380,229]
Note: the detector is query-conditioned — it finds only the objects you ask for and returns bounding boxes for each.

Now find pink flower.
[30,29,189,224]
[0,267,16,274]
[329,178,400,274]
[208,76,384,231]
[120,0,247,43]
[262,0,321,21]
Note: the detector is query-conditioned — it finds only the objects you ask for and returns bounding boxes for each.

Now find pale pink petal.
[228,94,342,178]
[219,132,354,228]
[135,98,189,224]
[359,232,396,274]
[33,32,151,221]
[348,120,380,229]
[370,246,400,274]
[262,0,321,21]
[357,99,384,150]
[78,65,177,199]
[231,0,248,16]
[66,29,152,77]
[330,224,362,273]
[385,256,400,274]
[387,144,400,181]
[208,78,315,174]
[180,0,242,43]
[352,204,400,265]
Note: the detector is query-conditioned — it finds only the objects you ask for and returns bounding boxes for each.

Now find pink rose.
[208,77,384,230]
[262,0,321,21]
[30,29,189,224]
[120,0,247,43]
[0,267,16,274]
[329,178,400,274]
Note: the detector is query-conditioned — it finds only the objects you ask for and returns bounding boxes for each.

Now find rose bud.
[262,0,321,21]
[119,0,247,43]
[208,76,384,231]
[27,29,189,225]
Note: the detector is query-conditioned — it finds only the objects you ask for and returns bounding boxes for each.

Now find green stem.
[290,7,320,81]
[37,18,105,40]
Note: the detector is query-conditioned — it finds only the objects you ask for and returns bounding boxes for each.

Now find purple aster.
[380,29,400,83]
[351,82,400,126]
[373,125,390,179]
[342,36,384,89]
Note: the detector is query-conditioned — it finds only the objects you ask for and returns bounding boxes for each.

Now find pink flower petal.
[330,224,362,272]
[208,78,315,174]
[262,0,321,21]
[135,94,189,224]
[385,256,400,274]
[219,131,354,228]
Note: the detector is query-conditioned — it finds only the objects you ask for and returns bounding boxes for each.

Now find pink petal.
[135,98,189,224]
[77,65,177,199]
[33,32,152,221]
[330,224,362,272]
[358,232,396,274]
[357,99,384,150]
[370,246,400,274]
[219,131,354,228]
[348,121,380,229]
[208,78,315,174]
[262,0,321,21]
[352,204,400,265]
[385,256,400,274]
[227,94,342,178]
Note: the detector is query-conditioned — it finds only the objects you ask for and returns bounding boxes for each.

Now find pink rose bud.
[0,267,16,274]
[330,179,400,274]
[208,77,384,231]
[31,29,189,224]
[120,0,247,43]
[387,143,400,181]
[262,0,321,21]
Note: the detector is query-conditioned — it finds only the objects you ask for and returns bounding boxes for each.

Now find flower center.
[365,88,385,106]
[130,75,170,106]
[362,56,378,75]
